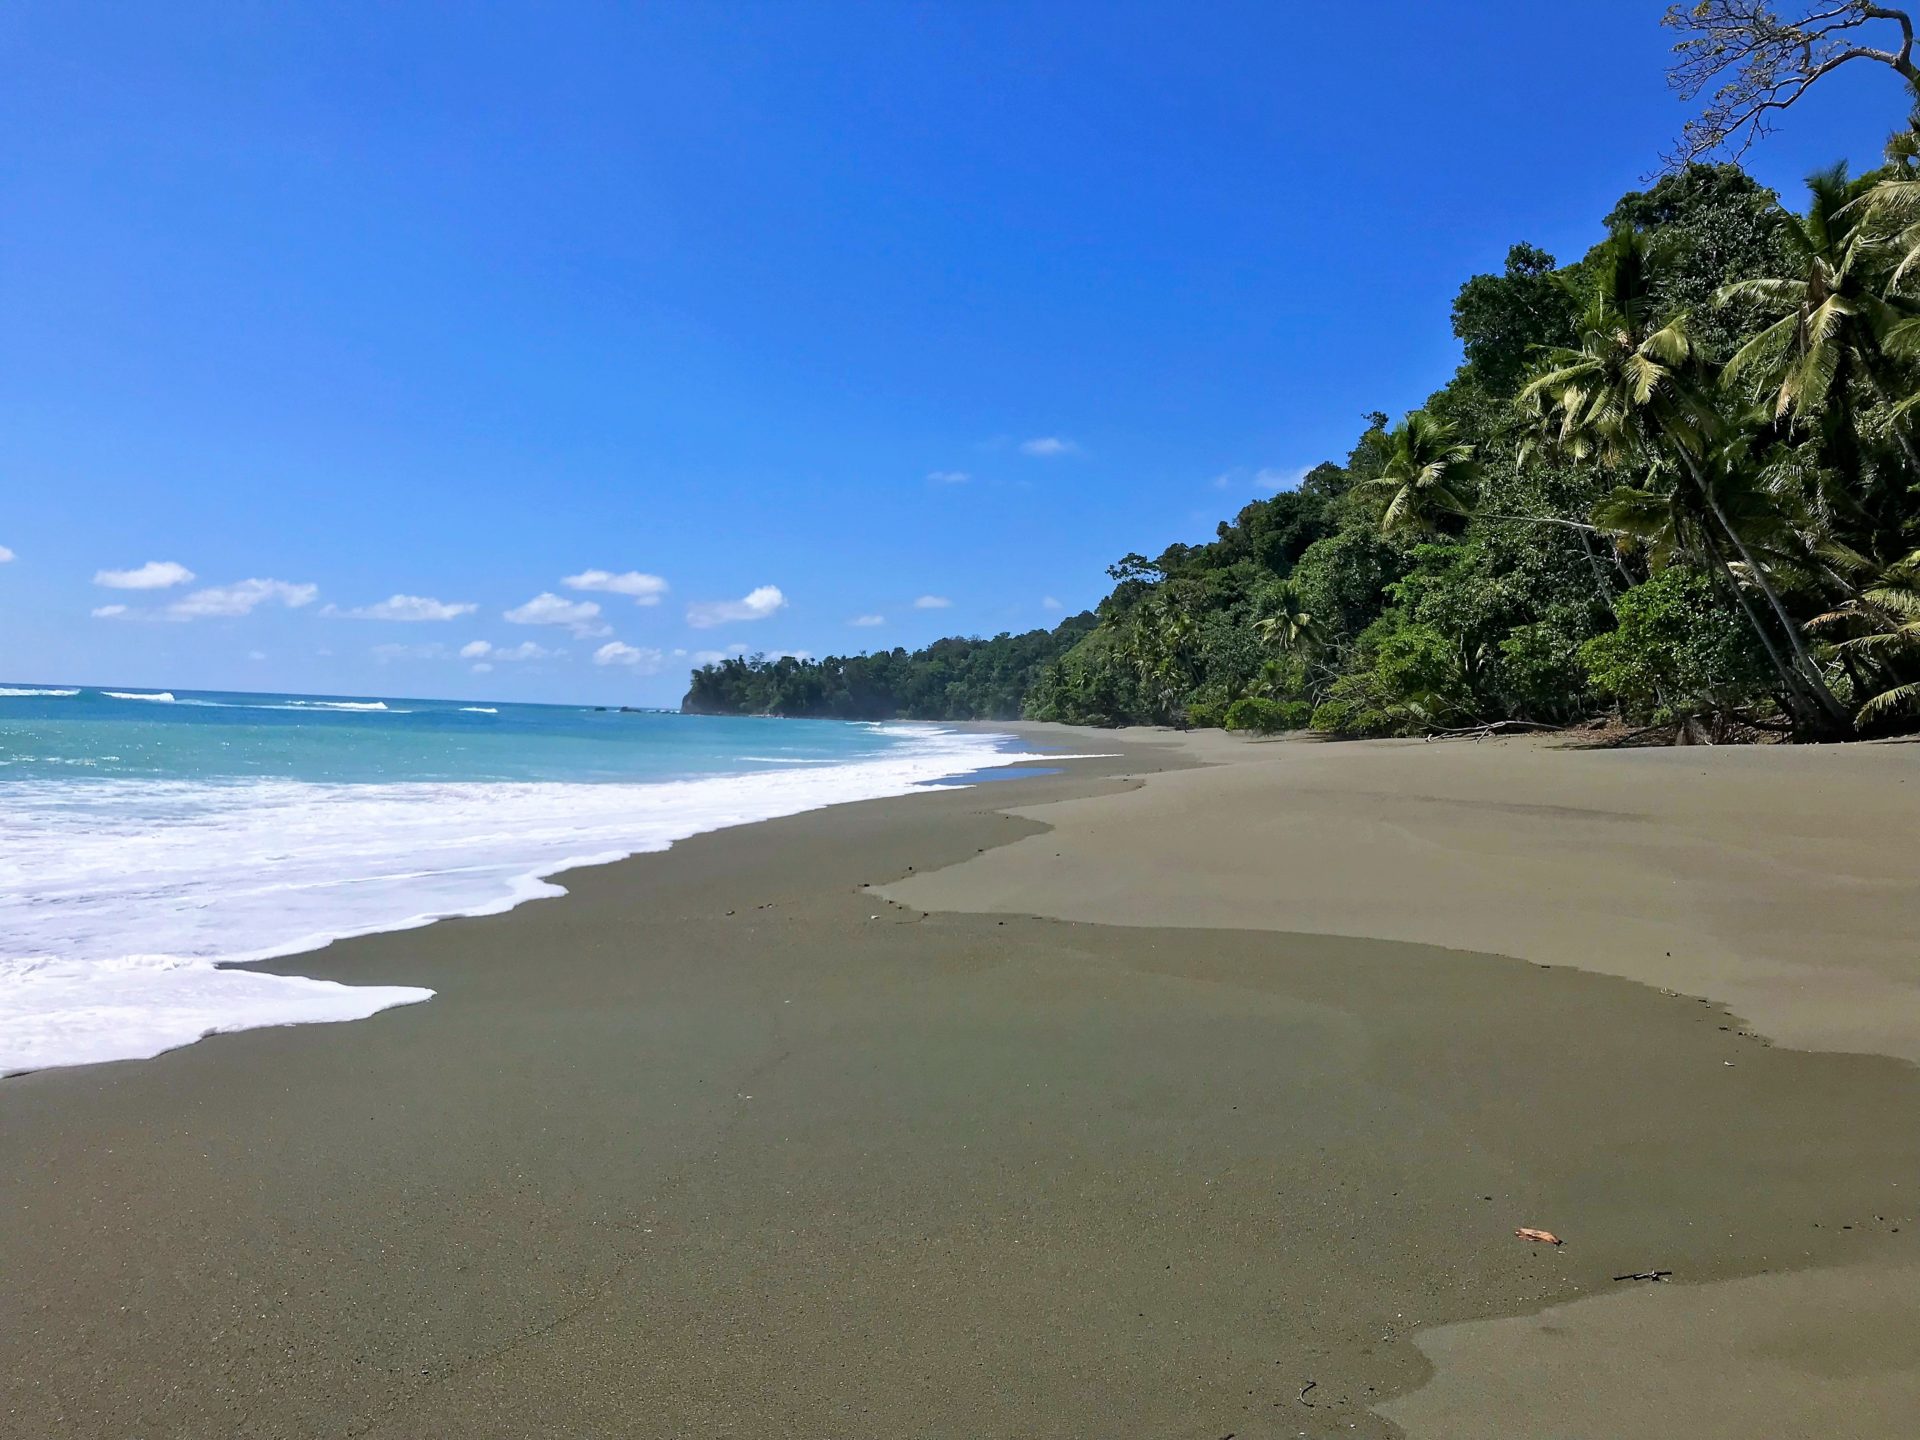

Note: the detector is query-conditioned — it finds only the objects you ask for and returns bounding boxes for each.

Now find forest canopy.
[689,66,1920,742]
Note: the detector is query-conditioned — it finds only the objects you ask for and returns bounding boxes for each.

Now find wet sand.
[5,727,1918,1437]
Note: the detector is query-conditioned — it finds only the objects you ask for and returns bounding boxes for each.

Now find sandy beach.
[6,725,1919,1438]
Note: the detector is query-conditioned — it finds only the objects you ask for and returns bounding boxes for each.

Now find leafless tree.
[1663,2,1919,165]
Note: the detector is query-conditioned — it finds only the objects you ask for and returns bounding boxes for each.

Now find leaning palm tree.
[1362,411,1481,536]
[1518,226,1853,734]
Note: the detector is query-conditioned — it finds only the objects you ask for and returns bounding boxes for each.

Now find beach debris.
[1514,1227,1563,1246]
[1613,1269,1672,1283]
[1297,1381,1317,1407]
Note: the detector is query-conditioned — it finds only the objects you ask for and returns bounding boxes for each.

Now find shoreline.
[6,727,1918,1436]
[2,719,1065,1076]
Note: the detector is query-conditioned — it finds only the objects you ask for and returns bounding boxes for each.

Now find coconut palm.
[1362,411,1481,536]
[1518,228,1722,468]
[1718,166,1907,421]
[1719,164,1920,539]
[1807,548,1920,725]
[1123,592,1200,725]
[1253,580,1324,656]
[1519,226,1853,733]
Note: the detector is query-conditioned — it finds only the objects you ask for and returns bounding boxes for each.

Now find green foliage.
[683,615,1096,720]
[1451,243,1581,394]
[1579,568,1771,723]
[1185,698,1226,729]
[1222,696,1305,733]
[686,145,1920,742]
[1290,528,1407,640]
[1604,164,1795,362]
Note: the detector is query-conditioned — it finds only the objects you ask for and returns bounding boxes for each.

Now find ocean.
[0,685,1049,1075]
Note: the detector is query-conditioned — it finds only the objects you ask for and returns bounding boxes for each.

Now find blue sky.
[0,1,1905,705]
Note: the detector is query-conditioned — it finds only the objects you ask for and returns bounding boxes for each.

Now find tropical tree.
[1252,579,1324,655]
[1663,2,1920,165]
[1362,411,1482,536]
[1519,226,1855,732]
[1807,547,1920,722]
[1717,163,1920,521]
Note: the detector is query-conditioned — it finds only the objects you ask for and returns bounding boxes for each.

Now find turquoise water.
[0,684,1048,1075]
[0,685,947,785]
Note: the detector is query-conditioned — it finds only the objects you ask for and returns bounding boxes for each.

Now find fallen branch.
[1613,1269,1674,1283]
[1422,719,1560,741]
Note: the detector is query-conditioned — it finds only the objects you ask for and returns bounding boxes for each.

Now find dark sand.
[5,729,1919,1438]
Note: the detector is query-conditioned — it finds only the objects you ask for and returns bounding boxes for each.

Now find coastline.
[1,717,1061,1075]
[6,727,1918,1436]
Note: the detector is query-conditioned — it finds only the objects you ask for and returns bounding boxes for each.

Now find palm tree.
[1362,411,1481,536]
[1518,228,1722,468]
[1124,592,1199,725]
[1253,580,1323,656]
[1720,164,1920,494]
[1518,226,1853,734]
[1807,548,1920,725]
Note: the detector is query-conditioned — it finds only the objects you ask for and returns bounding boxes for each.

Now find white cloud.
[690,643,753,664]
[0,545,14,563]
[563,569,669,605]
[370,642,449,663]
[686,584,786,628]
[332,594,477,622]
[593,640,666,671]
[926,470,971,485]
[1019,436,1078,457]
[504,591,609,636]
[470,662,494,675]
[849,613,886,626]
[167,578,318,620]
[94,560,195,590]
[497,641,555,662]
[460,639,554,662]
[913,595,952,609]
[1042,595,1064,610]
[91,604,128,619]
[1255,466,1310,492]
[1212,465,1311,494]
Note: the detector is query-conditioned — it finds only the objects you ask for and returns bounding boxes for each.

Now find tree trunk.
[1703,489,1851,729]
[1575,529,1619,608]
[1697,527,1824,732]
[1682,451,1853,732]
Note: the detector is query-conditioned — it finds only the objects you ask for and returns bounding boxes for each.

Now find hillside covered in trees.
[680,616,1097,720]
[688,8,1920,742]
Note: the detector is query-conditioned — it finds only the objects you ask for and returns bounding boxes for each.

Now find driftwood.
[1613,1269,1674,1283]
[1422,719,1560,742]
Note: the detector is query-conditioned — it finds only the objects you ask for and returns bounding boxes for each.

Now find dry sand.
[4,726,1917,1437]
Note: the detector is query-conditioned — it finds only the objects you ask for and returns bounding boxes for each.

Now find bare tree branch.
[1662,2,1920,167]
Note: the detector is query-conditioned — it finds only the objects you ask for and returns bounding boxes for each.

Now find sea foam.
[0,726,1057,1074]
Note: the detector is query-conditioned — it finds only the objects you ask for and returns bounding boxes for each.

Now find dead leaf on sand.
[1514,1227,1563,1246]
